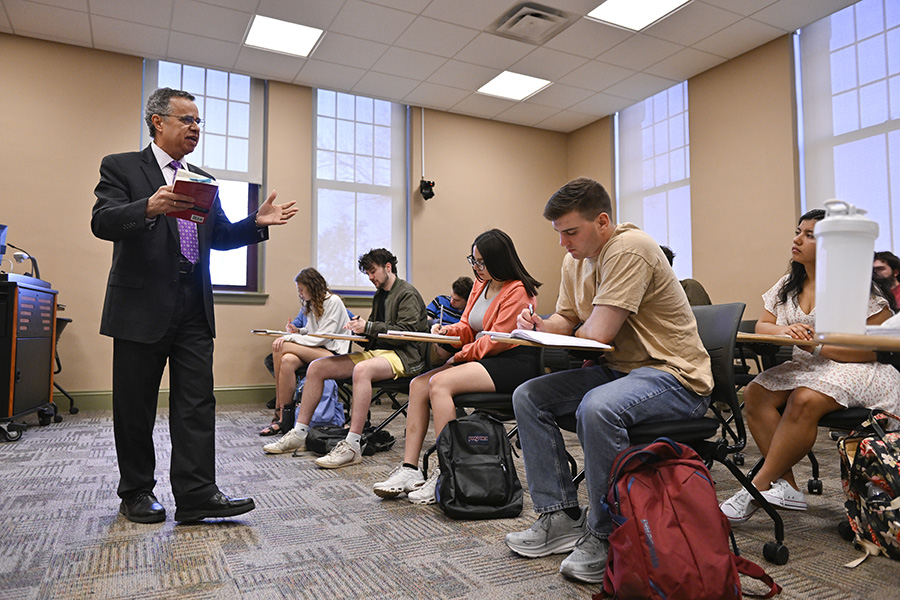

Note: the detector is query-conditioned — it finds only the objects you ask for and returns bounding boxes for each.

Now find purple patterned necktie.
[169,160,199,264]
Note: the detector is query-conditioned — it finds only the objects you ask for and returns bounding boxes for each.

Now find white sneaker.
[315,440,362,469]
[761,479,807,511]
[407,470,439,505]
[505,508,587,558]
[719,488,758,523]
[559,533,609,584]
[263,429,306,454]
[374,465,424,498]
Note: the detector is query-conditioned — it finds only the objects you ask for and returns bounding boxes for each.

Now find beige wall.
[409,108,571,314]
[690,36,800,318]
[1,30,804,402]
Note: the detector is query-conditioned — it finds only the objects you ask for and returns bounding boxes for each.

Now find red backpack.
[593,439,781,600]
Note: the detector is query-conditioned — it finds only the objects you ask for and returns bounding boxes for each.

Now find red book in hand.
[170,169,218,224]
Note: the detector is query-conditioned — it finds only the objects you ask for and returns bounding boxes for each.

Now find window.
[800,0,900,250]
[313,90,407,292]
[142,60,265,292]
[618,81,693,278]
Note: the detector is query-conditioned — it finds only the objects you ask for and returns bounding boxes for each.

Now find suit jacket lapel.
[140,144,181,248]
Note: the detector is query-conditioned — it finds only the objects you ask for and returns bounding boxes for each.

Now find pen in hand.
[528,304,536,331]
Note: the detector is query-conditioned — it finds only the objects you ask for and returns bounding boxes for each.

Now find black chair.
[558,302,791,565]
[53,316,77,415]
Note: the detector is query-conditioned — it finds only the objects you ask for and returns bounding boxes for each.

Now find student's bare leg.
[347,357,395,435]
[295,355,356,425]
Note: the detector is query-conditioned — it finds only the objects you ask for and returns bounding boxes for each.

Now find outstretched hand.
[255,190,298,226]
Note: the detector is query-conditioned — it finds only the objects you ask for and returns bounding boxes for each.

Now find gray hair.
[145,88,195,139]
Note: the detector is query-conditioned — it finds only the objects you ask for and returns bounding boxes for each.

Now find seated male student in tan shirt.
[504,177,713,584]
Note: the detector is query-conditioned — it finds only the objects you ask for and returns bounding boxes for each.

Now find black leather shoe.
[119,492,166,524]
[174,491,256,523]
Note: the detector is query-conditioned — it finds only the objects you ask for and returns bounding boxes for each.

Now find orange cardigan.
[443,278,536,363]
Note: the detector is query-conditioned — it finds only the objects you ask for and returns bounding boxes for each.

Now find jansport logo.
[467,434,489,445]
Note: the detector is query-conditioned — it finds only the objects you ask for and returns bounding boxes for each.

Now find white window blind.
[618,81,693,278]
[800,0,900,250]
[313,90,407,290]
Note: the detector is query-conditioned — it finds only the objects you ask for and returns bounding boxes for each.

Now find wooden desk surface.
[307,332,369,342]
[736,332,811,347]
[815,332,900,352]
[379,332,462,345]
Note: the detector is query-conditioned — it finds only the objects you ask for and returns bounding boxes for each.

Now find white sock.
[294,422,309,434]
[346,431,362,448]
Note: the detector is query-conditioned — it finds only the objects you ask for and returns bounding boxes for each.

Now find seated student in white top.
[260,267,350,435]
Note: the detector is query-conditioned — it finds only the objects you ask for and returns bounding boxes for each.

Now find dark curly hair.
[358,248,398,275]
[295,267,330,320]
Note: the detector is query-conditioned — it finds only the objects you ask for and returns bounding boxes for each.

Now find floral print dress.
[752,275,900,411]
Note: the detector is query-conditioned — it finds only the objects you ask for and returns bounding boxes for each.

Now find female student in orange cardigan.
[372,229,541,504]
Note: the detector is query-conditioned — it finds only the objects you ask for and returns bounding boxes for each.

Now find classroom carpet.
[0,400,898,599]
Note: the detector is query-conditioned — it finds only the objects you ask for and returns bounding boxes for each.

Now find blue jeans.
[512,365,709,537]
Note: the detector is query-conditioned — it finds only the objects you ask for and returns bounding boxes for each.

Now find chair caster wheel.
[807,478,823,495]
[53,415,63,423]
[734,452,745,466]
[763,541,789,565]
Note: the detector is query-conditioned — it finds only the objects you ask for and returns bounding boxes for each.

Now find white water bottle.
[814,200,879,335]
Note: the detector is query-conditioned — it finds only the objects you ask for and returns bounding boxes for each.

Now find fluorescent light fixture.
[477,71,552,101]
[244,15,323,57]
[587,0,691,31]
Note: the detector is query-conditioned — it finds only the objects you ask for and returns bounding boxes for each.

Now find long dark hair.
[472,229,541,298]
[295,267,330,320]
[777,209,825,305]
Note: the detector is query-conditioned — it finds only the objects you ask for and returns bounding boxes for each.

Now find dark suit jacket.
[91,144,268,343]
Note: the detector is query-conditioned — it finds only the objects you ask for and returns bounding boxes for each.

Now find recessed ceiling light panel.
[244,15,323,58]
[586,0,691,32]
[477,71,552,101]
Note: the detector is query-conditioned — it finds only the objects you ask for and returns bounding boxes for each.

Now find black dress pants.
[112,273,218,508]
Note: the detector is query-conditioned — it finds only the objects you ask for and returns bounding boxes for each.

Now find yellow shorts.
[348,350,408,379]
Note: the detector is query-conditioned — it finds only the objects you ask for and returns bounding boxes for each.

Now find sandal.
[259,420,284,436]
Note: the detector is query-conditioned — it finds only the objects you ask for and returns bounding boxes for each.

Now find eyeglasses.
[466,255,486,270]
[160,114,203,126]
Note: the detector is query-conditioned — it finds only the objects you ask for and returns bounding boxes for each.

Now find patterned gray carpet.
[1,400,898,599]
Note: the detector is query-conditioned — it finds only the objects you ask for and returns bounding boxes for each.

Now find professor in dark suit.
[91,87,297,524]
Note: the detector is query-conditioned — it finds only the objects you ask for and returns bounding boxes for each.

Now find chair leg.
[53,382,78,415]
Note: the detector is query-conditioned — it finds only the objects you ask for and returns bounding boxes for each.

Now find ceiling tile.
[644,47,726,81]
[450,93,514,119]
[294,59,366,91]
[544,17,633,59]
[403,81,474,111]
[510,47,588,81]
[597,34,683,71]
[426,59,498,90]
[699,0,779,17]
[535,110,600,133]
[365,0,428,12]
[558,60,634,93]
[171,0,251,43]
[421,0,505,30]
[4,0,91,46]
[167,31,241,70]
[454,32,534,70]
[603,72,677,101]
[89,0,173,28]
[643,1,743,46]
[312,32,388,69]
[371,46,446,80]
[693,17,785,59]
[569,92,633,116]
[256,0,343,30]
[330,0,416,45]
[394,16,479,58]
[233,46,305,83]
[196,0,255,10]
[495,102,560,128]
[528,83,595,110]
[351,70,419,102]
[17,0,86,10]
[751,0,858,32]
[91,15,169,59]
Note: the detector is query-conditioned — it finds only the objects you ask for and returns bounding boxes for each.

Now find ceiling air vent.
[489,2,578,45]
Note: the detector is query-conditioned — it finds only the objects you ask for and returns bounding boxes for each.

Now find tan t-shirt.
[555,223,713,396]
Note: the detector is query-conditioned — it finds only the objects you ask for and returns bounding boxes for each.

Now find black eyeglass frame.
[466,255,486,270]
[160,113,204,126]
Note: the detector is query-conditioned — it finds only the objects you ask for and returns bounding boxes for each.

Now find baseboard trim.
[53,385,276,412]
